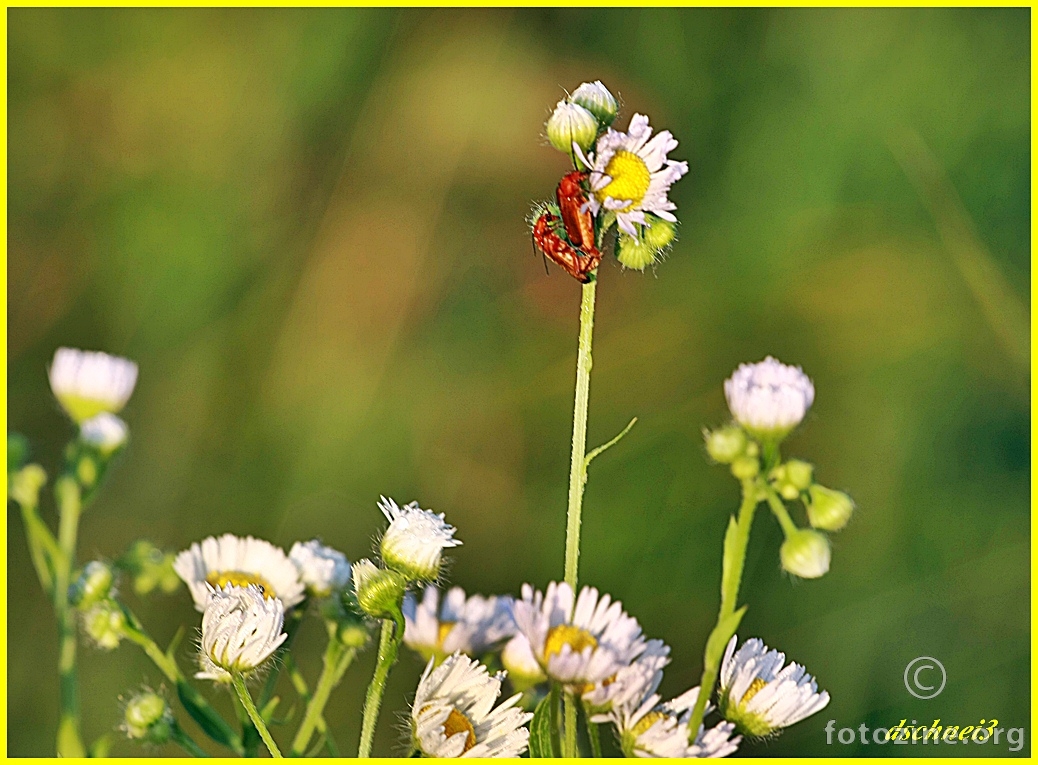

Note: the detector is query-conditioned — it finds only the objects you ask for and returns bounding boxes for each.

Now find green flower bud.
[83,601,126,650]
[70,561,115,609]
[122,688,173,744]
[617,234,657,271]
[9,463,47,508]
[545,101,598,162]
[730,455,760,480]
[704,426,748,464]
[76,455,98,489]
[785,460,814,491]
[570,80,618,126]
[352,559,406,620]
[338,621,371,650]
[806,485,854,532]
[780,529,831,579]
[8,432,29,473]
[641,217,677,250]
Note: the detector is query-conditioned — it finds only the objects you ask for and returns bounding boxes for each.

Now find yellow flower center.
[631,711,667,737]
[544,624,599,661]
[207,571,277,598]
[595,150,651,211]
[442,708,476,753]
[437,621,456,647]
[740,677,768,705]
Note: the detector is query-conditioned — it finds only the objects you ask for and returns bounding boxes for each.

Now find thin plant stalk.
[687,478,760,736]
[563,692,579,757]
[232,674,281,758]
[54,476,85,757]
[564,278,598,589]
[291,637,356,756]
[357,619,401,758]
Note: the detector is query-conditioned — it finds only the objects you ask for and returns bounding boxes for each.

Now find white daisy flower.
[403,586,516,663]
[511,582,646,693]
[173,534,306,612]
[613,685,741,758]
[585,639,670,719]
[49,347,139,424]
[379,496,461,582]
[718,635,830,737]
[723,357,815,440]
[411,652,532,757]
[195,584,287,683]
[289,539,350,597]
[500,633,547,692]
[79,412,129,455]
[578,113,688,238]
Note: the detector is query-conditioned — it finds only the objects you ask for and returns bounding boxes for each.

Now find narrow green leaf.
[177,680,243,754]
[719,515,739,600]
[705,605,747,666]
[529,693,560,758]
[582,417,638,481]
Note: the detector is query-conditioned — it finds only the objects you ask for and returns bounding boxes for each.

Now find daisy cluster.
[542,80,688,272]
[705,356,856,579]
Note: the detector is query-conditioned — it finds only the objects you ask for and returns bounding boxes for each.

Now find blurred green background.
[7,7,1030,757]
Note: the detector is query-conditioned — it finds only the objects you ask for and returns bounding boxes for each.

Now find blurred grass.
[7,7,1029,757]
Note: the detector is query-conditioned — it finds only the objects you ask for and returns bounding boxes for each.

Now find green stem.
[233,674,282,758]
[17,499,58,594]
[764,488,799,537]
[172,722,211,757]
[54,476,85,757]
[563,693,579,757]
[291,637,356,756]
[122,623,180,683]
[564,278,597,590]
[687,479,759,738]
[584,702,602,758]
[357,619,401,758]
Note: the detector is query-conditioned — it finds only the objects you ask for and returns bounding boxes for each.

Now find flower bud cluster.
[120,540,181,597]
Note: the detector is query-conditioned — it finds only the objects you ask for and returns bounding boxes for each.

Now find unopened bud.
[352,559,406,620]
[123,689,173,743]
[70,561,115,609]
[83,601,126,650]
[780,529,831,579]
[616,234,657,271]
[641,217,677,250]
[570,80,618,126]
[705,426,748,464]
[79,412,129,456]
[546,101,598,162]
[730,455,760,480]
[9,464,47,507]
[806,485,854,532]
[784,460,814,491]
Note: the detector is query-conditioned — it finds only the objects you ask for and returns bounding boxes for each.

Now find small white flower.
[718,635,830,737]
[512,582,646,693]
[613,685,741,758]
[585,639,670,718]
[404,586,516,662]
[196,584,287,683]
[411,652,532,757]
[79,412,129,455]
[173,534,305,612]
[289,539,350,597]
[723,357,815,439]
[578,113,688,238]
[500,633,547,691]
[49,347,138,423]
[379,496,461,582]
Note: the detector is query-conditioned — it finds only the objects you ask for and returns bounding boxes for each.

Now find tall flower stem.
[291,633,356,756]
[687,478,760,737]
[357,619,401,758]
[564,278,598,590]
[53,476,85,757]
[563,692,579,757]
[232,674,281,758]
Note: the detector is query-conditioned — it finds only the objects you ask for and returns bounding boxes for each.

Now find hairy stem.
[357,619,400,758]
[687,479,759,737]
[563,692,579,757]
[54,476,85,757]
[564,278,598,590]
[232,674,281,758]
[291,636,355,756]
